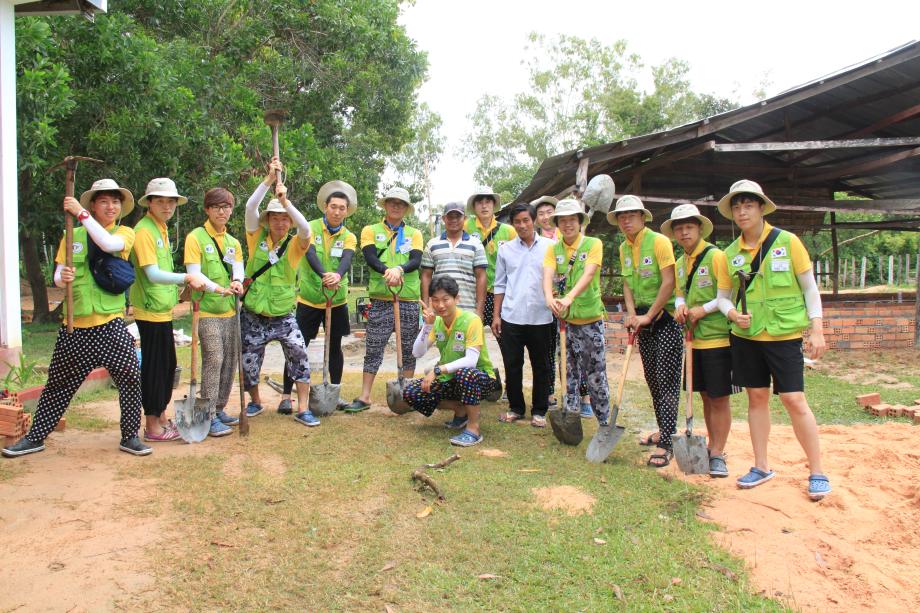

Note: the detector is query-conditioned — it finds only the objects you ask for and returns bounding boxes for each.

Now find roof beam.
[714,137,920,152]
[611,193,920,214]
[795,146,920,183]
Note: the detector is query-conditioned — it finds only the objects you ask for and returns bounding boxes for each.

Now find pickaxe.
[263,109,288,166]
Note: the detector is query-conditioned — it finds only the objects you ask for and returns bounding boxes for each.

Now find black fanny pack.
[87,237,135,294]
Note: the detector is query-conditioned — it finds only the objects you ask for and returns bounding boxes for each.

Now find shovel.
[175,301,212,443]
[235,294,249,437]
[548,319,584,446]
[586,327,638,463]
[672,327,709,474]
[309,286,340,416]
[386,283,413,414]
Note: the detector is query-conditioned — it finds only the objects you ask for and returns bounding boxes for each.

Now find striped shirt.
[421,231,487,311]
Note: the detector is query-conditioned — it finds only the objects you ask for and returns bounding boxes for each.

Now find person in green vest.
[344,186,423,412]
[184,187,245,437]
[715,179,830,500]
[241,159,316,426]
[465,185,517,331]
[130,178,211,442]
[663,204,736,478]
[3,179,151,458]
[279,180,358,412]
[610,195,681,469]
[404,276,498,447]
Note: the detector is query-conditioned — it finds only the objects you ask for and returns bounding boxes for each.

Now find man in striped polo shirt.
[421,201,487,317]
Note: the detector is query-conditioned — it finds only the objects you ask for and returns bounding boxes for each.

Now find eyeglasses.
[208,204,233,211]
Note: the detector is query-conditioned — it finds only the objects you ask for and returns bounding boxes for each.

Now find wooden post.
[879,256,883,284]
[830,212,839,295]
[889,255,895,286]
[851,256,856,287]
[816,260,822,287]
[915,257,920,349]
[906,254,911,287]
[841,258,848,289]
[860,256,867,288]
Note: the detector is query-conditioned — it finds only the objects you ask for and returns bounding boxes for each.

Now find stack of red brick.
[0,393,31,446]
[856,393,920,424]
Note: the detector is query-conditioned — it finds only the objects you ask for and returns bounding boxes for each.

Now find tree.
[388,102,445,227]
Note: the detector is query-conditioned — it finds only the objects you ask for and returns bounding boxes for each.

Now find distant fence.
[815,254,919,289]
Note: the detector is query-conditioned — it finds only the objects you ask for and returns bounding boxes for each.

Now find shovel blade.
[385,379,412,415]
[547,408,584,446]
[309,383,340,416]
[585,423,625,463]
[673,433,710,474]
[176,395,212,443]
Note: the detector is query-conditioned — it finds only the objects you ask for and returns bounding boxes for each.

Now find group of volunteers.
[1,164,830,500]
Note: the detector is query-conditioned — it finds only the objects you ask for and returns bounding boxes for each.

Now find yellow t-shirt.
[359,221,424,252]
[131,214,173,322]
[736,222,812,342]
[184,220,244,318]
[472,216,518,244]
[297,225,357,308]
[55,224,135,329]
[622,226,676,283]
[541,235,604,325]
[675,241,732,349]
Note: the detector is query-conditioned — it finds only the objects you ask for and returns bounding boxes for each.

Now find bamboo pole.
[860,256,867,289]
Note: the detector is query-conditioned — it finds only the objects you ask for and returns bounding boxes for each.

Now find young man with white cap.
[240,159,315,426]
[421,201,488,317]
[465,185,517,326]
[4,180,151,457]
[716,179,830,500]
[280,179,358,413]
[131,178,212,442]
[662,204,735,477]
[611,195,681,469]
[345,186,423,413]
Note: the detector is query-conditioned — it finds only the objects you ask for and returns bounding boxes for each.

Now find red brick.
[869,404,891,417]
[915,413,920,426]
[889,405,904,417]
[856,393,881,407]
[54,417,65,433]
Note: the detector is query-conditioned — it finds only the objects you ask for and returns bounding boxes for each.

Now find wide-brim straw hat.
[530,195,559,209]
[259,198,291,228]
[660,203,713,239]
[79,178,135,219]
[716,179,777,219]
[466,184,501,213]
[377,186,414,217]
[317,180,358,216]
[550,199,586,226]
[607,194,653,225]
[137,177,188,207]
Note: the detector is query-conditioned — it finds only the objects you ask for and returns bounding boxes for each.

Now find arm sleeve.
[402,250,422,273]
[702,297,720,314]
[362,245,388,274]
[245,182,270,233]
[442,347,481,373]
[231,260,245,282]
[335,250,354,276]
[143,264,187,286]
[674,296,686,309]
[717,287,735,316]
[183,263,219,292]
[53,264,64,287]
[797,270,823,319]
[412,323,434,358]
[82,215,125,253]
[283,201,311,237]
[305,244,326,275]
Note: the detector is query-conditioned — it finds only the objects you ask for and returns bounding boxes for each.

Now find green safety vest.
[676,242,730,342]
[129,215,178,314]
[297,219,354,306]
[465,218,515,290]
[366,221,421,300]
[67,226,128,318]
[243,228,298,316]
[553,236,605,322]
[724,229,810,338]
[620,229,676,313]
[432,309,495,381]
[189,226,241,315]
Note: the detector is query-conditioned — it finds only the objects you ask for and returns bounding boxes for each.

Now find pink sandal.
[498,412,523,423]
[144,428,180,442]
[531,415,546,428]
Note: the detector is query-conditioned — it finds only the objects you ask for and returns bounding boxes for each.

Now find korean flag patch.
[642,256,653,266]
[771,246,787,258]
[375,233,386,242]
[731,254,745,267]
[697,266,709,276]
[454,331,465,342]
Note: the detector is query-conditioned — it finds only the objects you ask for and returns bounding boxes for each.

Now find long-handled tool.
[586,327,638,463]
[264,109,287,178]
[309,286,340,416]
[386,283,413,414]
[672,327,709,474]
[176,301,212,443]
[548,319,584,446]
[236,294,249,436]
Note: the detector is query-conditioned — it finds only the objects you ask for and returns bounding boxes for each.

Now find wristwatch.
[433,366,442,377]
[77,209,90,221]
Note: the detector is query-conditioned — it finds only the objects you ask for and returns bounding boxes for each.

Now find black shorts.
[296,302,351,341]
[685,345,737,399]
[730,334,804,394]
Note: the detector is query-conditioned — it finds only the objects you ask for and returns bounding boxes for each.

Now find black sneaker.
[119,436,152,456]
[277,399,293,415]
[2,437,45,458]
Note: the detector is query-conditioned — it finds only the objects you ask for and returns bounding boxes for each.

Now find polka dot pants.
[564,321,611,424]
[27,318,141,443]
[636,317,684,449]
[402,368,496,417]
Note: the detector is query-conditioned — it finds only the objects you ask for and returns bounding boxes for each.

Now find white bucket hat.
[466,185,501,213]
[138,177,188,207]
[660,204,714,239]
[530,195,559,209]
[259,198,291,228]
[317,180,358,217]
[716,179,777,219]
[377,186,414,217]
[550,199,586,226]
[79,179,135,219]
[607,194,653,225]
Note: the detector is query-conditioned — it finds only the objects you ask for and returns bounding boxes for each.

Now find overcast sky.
[398,0,918,206]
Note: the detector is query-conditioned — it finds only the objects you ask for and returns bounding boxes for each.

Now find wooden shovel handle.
[64,165,76,334]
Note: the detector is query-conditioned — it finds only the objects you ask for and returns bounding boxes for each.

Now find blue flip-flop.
[736,466,775,489]
[808,474,832,500]
[449,429,482,447]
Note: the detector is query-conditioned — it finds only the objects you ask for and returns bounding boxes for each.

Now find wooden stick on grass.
[412,453,460,501]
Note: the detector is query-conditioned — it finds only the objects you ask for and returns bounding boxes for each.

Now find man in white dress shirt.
[491,203,555,427]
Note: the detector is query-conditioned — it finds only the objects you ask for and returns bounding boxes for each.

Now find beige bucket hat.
[138,177,188,207]
[607,195,653,225]
[79,179,135,219]
[716,179,777,219]
[550,199,586,226]
[317,180,358,216]
[530,195,559,209]
[466,185,501,213]
[259,198,291,228]
[660,204,713,239]
[377,186,414,217]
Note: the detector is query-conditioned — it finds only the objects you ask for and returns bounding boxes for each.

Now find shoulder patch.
[156,238,164,249]
[204,244,215,254]
[697,266,709,276]
[771,246,787,258]
[642,256,653,266]
[72,242,84,254]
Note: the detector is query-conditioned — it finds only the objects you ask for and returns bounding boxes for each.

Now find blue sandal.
[736,467,775,489]
[709,455,729,478]
[449,429,483,447]
[808,474,831,500]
